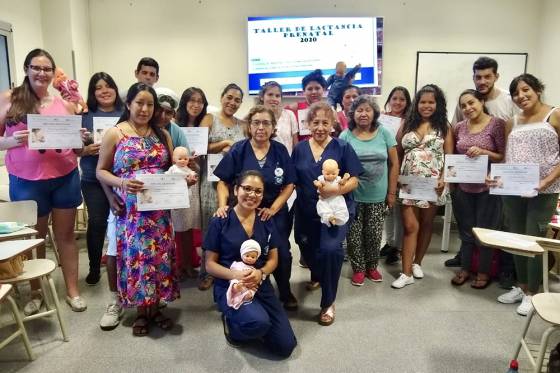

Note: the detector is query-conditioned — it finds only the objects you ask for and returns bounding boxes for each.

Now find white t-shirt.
[274,109,298,155]
[452,88,518,125]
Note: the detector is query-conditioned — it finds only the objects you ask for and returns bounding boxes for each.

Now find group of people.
[1,49,559,358]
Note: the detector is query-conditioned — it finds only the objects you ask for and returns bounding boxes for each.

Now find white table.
[0,227,38,242]
[0,239,44,261]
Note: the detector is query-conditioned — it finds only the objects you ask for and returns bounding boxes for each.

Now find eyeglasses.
[27,65,55,74]
[239,184,263,196]
[250,120,273,128]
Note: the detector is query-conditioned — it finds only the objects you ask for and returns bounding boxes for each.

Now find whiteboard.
[415,52,527,121]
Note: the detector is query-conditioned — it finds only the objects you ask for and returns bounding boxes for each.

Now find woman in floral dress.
[392,84,454,289]
[97,83,179,336]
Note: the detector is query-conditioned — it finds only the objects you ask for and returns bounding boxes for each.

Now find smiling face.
[186,91,205,118]
[459,93,485,121]
[303,81,324,104]
[94,79,117,111]
[388,90,407,116]
[262,85,282,112]
[242,250,259,265]
[417,92,436,120]
[249,111,274,143]
[221,88,243,117]
[128,90,155,126]
[354,102,375,130]
[341,88,360,112]
[473,68,498,96]
[512,80,540,111]
[26,56,55,93]
[309,109,333,143]
[234,175,264,211]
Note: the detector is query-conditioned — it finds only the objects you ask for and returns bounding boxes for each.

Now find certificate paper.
[489,163,540,197]
[136,174,189,212]
[297,108,310,136]
[93,117,120,143]
[27,114,82,150]
[378,114,401,138]
[444,154,488,183]
[398,175,438,202]
[181,127,209,155]
[207,154,223,182]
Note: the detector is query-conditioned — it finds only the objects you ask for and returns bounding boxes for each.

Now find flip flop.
[132,315,149,337]
[471,276,491,289]
[319,305,335,326]
[451,271,470,286]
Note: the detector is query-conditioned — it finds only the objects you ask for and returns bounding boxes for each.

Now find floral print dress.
[400,129,447,208]
[113,133,179,307]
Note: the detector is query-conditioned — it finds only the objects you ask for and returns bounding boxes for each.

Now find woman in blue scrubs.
[213,105,298,310]
[204,170,297,358]
[292,101,363,326]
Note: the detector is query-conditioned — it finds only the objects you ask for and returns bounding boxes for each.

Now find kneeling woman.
[204,170,297,358]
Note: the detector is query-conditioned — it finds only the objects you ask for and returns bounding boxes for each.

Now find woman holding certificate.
[97,83,178,336]
[213,105,298,310]
[450,89,505,289]
[392,84,454,289]
[204,170,297,357]
[493,74,560,316]
[198,83,247,291]
[0,49,86,313]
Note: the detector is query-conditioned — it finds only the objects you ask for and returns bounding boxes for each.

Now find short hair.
[246,105,277,139]
[347,95,381,132]
[86,72,123,113]
[136,57,159,75]
[306,101,336,125]
[221,83,244,99]
[473,57,498,74]
[302,69,327,90]
[458,89,490,115]
[509,73,545,99]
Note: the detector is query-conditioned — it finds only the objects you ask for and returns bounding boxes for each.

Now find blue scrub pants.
[271,205,294,302]
[295,207,346,308]
[217,280,297,358]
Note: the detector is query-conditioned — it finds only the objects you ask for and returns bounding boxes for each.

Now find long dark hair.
[118,83,171,167]
[176,87,208,127]
[404,84,448,137]
[458,89,489,115]
[6,49,56,126]
[384,86,411,117]
[509,74,545,101]
[86,72,123,113]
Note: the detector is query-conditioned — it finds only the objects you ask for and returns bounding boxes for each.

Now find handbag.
[0,255,25,280]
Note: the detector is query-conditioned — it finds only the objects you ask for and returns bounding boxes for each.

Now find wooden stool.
[0,284,34,360]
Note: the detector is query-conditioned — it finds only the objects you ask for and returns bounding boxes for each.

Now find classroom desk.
[0,227,38,242]
[473,228,560,292]
[0,239,44,262]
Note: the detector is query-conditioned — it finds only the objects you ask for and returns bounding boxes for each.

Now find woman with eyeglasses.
[0,48,87,314]
[213,105,298,311]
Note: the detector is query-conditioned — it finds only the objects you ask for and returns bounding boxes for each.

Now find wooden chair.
[0,284,34,360]
[514,293,560,372]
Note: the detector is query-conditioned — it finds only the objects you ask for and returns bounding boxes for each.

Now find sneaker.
[516,295,533,316]
[66,296,87,312]
[380,244,393,257]
[444,255,461,267]
[391,273,414,289]
[85,271,100,286]
[100,303,124,331]
[351,272,365,286]
[386,248,400,265]
[23,293,44,316]
[366,268,383,282]
[412,264,424,279]
[497,287,524,304]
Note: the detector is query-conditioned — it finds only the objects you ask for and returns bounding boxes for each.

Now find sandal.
[451,271,470,286]
[319,305,335,326]
[132,315,150,337]
[151,311,173,330]
[471,275,491,289]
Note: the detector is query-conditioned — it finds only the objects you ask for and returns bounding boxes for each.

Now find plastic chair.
[0,284,34,360]
[513,293,560,372]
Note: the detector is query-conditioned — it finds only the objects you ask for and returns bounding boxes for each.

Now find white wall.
[40,0,73,78]
[0,0,43,84]
[536,0,560,104]
[69,0,92,89]
[88,0,542,114]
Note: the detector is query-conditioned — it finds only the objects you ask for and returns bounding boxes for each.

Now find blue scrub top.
[213,139,296,207]
[291,138,364,218]
[203,208,280,290]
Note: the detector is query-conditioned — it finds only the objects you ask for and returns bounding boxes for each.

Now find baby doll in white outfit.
[227,239,261,310]
[314,158,350,227]
[166,146,196,177]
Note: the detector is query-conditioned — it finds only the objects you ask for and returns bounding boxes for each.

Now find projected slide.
[247,17,380,94]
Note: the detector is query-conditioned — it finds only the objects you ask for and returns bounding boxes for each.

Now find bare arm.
[538,110,560,190]
[0,90,30,150]
[386,146,399,208]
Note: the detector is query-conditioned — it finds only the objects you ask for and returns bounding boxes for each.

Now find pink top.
[454,116,506,193]
[337,111,349,130]
[4,96,77,180]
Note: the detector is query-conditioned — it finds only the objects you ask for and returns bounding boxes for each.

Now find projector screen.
[247,17,383,95]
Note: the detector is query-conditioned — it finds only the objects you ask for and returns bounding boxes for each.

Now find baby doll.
[166,146,196,176]
[52,68,88,113]
[226,239,261,310]
[314,158,350,226]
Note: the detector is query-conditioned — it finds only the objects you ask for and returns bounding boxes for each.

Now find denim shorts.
[9,168,83,217]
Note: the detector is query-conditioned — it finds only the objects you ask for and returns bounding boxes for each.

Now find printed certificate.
[398,175,438,202]
[207,154,223,182]
[489,163,540,197]
[136,174,189,212]
[181,127,209,155]
[378,114,401,138]
[27,114,82,149]
[297,108,310,136]
[93,117,120,143]
[444,154,488,183]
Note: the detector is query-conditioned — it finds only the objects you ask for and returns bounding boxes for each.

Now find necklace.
[128,121,151,137]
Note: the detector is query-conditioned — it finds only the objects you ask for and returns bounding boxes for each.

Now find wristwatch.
[259,269,267,282]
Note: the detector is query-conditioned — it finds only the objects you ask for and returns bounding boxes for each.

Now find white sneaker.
[66,296,87,312]
[412,264,424,279]
[516,295,534,316]
[100,303,124,330]
[497,287,524,304]
[391,273,415,289]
